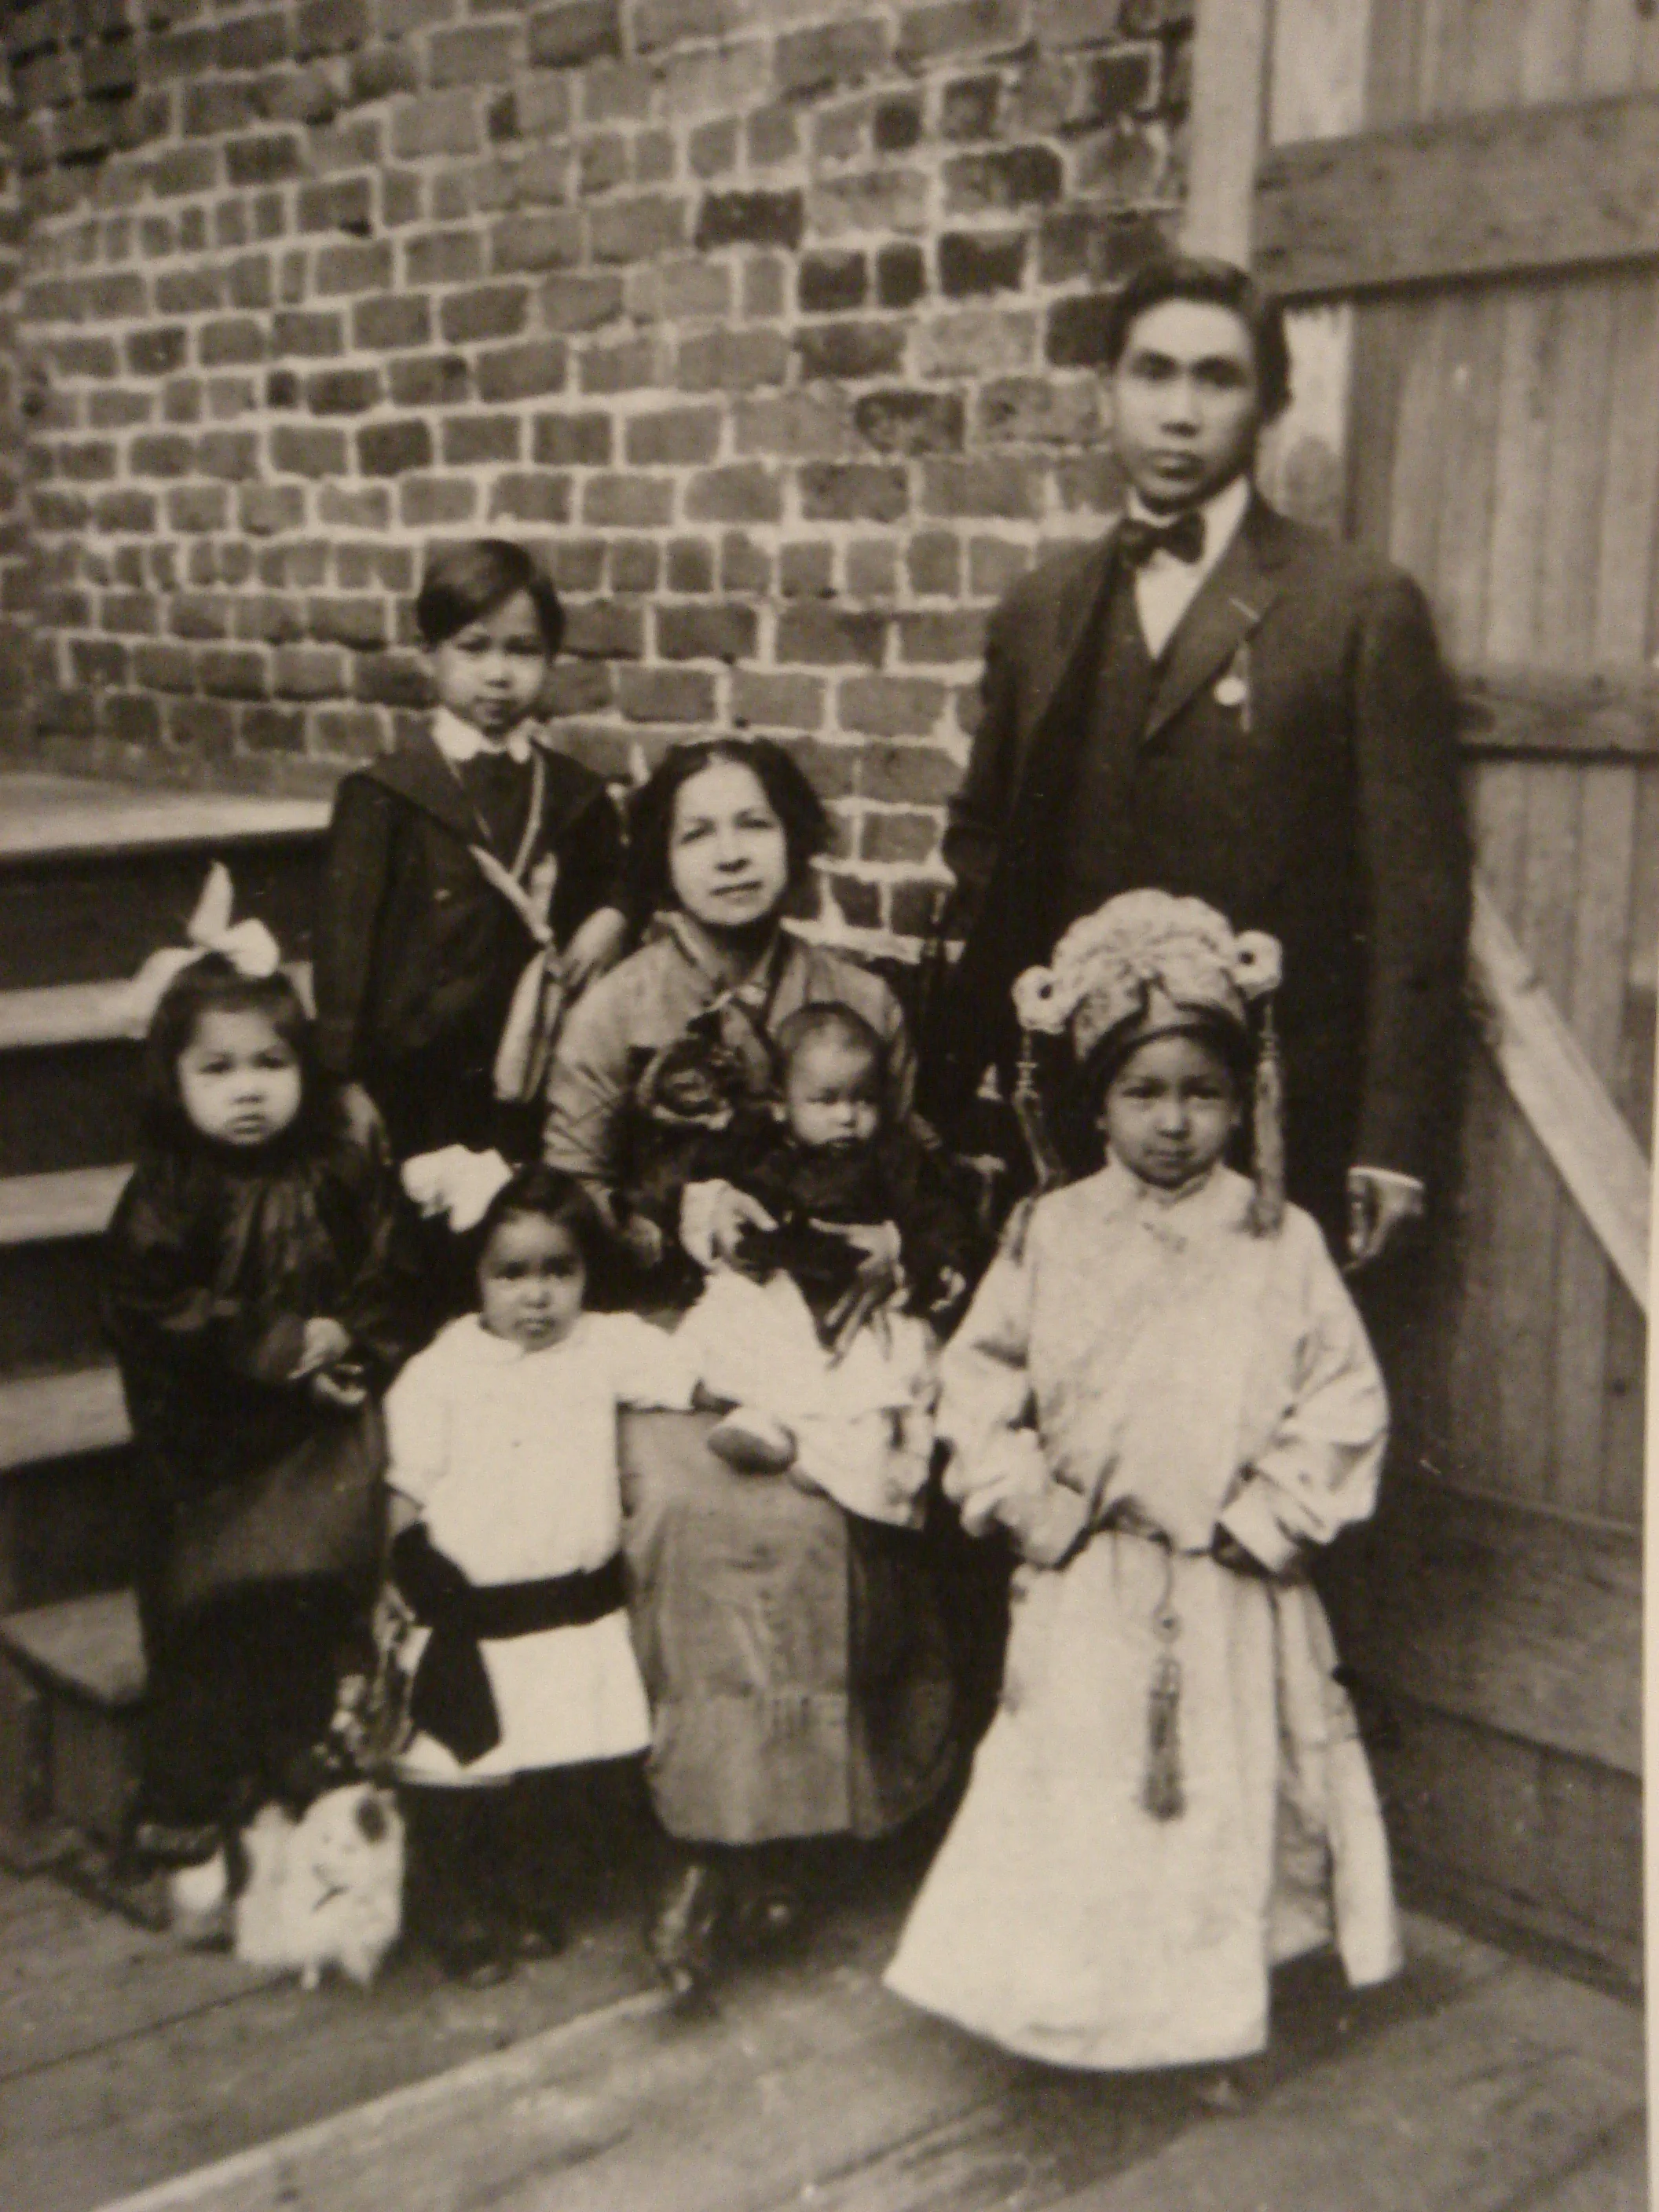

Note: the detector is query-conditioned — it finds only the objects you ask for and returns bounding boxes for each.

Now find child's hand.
[819,1221,905,1361]
[689,1181,778,1270]
[310,1364,368,1409]
[837,1219,903,1264]
[948,1431,1049,1540]
[295,1317,352,1378]
[560,906,628,995]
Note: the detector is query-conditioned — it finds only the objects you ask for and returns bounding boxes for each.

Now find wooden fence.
[1188,0,1654,1977]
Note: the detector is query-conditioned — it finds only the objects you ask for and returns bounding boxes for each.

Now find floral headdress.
[1012,890,1286,1232]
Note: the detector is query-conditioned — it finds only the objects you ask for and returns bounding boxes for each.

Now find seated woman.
[544,736,958,1996]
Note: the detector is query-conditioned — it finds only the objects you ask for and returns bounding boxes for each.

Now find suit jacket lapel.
[364,727,485,845]
[1010,528,1121,797]
[1141,497,1288,743]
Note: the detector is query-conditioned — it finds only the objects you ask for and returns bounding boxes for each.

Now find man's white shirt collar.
[432,704,534,766]
[1126,473,1251,588]
[1126,474,1250,659]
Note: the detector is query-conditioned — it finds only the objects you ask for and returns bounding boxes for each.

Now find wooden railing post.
[1182,0,1271,261]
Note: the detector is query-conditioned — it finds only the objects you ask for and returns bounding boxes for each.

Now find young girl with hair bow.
[105,870,423,1936]
[383,1153,701,1986]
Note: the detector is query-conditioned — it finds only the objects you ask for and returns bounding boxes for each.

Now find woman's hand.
[296,1317,352,1378]
[683,1180,778,1270]
[621,1212,666,1273]
[560,906,629,996]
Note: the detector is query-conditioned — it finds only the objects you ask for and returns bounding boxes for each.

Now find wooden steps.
[0,1166,132,1243]
[0,1590,144,1852]
[0,970,314,1054]
[0,990,144,1175]
[0,1367,139,1637]
[0,775,328,862]
[0,1167,131,1368]
[0,978,153,1051]
[0,1590,145,1709]
[0,969,313,1177]
[0,1366,130,1474]
[0,778,327,991]
[0,772,331,1853]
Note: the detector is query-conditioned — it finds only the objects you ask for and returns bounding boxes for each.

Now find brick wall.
[0,78,30,749]
[6,0,1191,950]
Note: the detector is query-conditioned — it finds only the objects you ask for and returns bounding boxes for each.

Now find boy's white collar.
[432,704,534,766]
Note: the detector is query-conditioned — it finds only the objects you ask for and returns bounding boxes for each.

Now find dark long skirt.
[619,1411,957,1846]
[134,1573,367,1832]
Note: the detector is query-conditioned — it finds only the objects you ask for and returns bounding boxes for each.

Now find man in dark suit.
[927,255,1470,1263]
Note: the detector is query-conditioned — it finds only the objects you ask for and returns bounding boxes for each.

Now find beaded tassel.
[1142,1565,1185,1822]
[1013,1030,1068,1195]
[1247,1001,1286,1237]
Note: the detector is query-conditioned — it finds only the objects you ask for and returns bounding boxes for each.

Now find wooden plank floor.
[0,1845,1643,2212]
[0,1854,659,2212]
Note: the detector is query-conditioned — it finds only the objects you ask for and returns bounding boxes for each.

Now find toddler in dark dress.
[105,884,421,1936]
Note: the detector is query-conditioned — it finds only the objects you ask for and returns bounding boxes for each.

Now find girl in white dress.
[386,1163,697,1984]
[885,892,1401,2072]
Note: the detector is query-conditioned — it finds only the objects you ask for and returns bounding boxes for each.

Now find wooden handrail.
[1468,882,1650,1311]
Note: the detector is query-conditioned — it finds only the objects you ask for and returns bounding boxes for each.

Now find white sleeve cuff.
[1216,1480,1302,1575]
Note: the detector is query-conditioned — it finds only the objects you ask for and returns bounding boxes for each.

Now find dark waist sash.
[451,1555,625,1640]
[393,1526,626,1766]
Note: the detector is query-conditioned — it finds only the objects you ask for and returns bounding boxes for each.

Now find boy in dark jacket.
[313,540,627,1163]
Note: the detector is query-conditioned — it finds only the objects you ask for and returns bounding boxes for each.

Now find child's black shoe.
[507,1903,568,1961]
[432,1905,513,1989]
[729,1883,803,1954]
[133,1818,224,1869]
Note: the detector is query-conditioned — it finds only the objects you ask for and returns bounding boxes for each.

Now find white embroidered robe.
[884,1162,1401,2070]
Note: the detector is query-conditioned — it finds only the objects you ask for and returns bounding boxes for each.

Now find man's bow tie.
[1119,510,1206,567]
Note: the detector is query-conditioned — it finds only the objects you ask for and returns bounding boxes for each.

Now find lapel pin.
[1214,642,1251,726]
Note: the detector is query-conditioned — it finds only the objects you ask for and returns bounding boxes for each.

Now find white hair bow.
[401,1145,515,1233]
[121,863,284,1035]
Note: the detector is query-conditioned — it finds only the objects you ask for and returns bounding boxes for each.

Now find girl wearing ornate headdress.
[885,889,1400,2075]
[104,870,424,1938]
